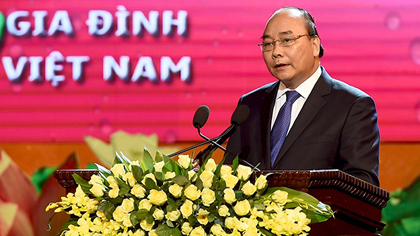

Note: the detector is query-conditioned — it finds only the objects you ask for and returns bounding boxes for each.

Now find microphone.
[194,105,250,166]
[168,105,212,158]
[193,105,210,129]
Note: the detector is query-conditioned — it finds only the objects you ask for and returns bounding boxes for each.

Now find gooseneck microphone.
[194,104,250,166]
[193,105,210,129]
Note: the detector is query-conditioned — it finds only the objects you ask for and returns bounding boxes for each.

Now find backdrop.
[1,0,420,143]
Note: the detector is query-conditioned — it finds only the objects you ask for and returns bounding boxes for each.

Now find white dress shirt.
[270,66,322,133]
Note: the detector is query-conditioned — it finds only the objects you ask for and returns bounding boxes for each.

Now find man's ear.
[312,36,321,57]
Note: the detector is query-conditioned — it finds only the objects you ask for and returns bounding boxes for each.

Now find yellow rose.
[148,189,168,206]
[236,165,252,181]
[210,224,225,236]
[123,213,133,227]
[153,208,165,220]
[142,173,156,185]
[111,163,126,177]
[190,226,206,236]
[96,210,106,220]
[199,170,214,188]
[234,200,251,216]
[121,198,135,213]
[130,160,141,168]
[180,199,194,218]
[220,165,232,177]
[201,188,216,206]
[223,174,239,189]
[181,222,193,235]
[218,205,230,217]
[165,171,176,180]
[154,161,165,172]
[223,188,236,204]
[197,209,209,225]
[90,184,104,197]
[188,170,198,182]
[123,172,137,187]
[241,181,256,196]
[139,199,152,211]
[184,185,201,201]
[107,176,119,189]
[132,229,146,236]
[272,190,290,205]
[178,154,191,169]
[109,188,119,198]
[131,184,146,198]
[149,230,159,236]
[204,158,217,172]
[255,175,267,190]
[75,186,85,198]
[112,206,124,222]
[140,219,154,231]
[88,174,103,185]
[225,217,238,229]
[166,209,181,221]
[169,184,183,198]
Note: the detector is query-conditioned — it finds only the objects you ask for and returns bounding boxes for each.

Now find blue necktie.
[270,90,301,167]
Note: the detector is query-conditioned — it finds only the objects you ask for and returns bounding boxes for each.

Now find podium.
[54,169,389,236]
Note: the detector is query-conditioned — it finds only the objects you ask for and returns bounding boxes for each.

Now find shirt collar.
[277,66,321,99]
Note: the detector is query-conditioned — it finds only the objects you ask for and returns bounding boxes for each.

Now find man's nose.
[271,42,284,58]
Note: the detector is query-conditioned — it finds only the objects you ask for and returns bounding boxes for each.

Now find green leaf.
[145,177,158,190]
[214,155,227,179]
[155,150,164,163]
[130,212,139,226]
[114,177,130,195]
[156,224,182,236]
[232,156,239,172]
[264,186,334,223]
[114,151,132,168]
[95,163,112,178]
[0,12,5,41]
[131,165,144,183]
[136,209,150,220]
[146,214,154,224]
[98,200,116,220]
[31,166,56,194]
[141,146,155,172]
[72,173,92,194]
[172,175,189,186]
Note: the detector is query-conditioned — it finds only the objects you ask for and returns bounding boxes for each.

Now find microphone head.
[193,105,210,129]
[231,105,250,125]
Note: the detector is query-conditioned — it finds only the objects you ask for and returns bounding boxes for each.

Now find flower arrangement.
[46,149,334,236]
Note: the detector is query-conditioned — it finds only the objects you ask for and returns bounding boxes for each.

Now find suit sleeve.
[225,97,245,164]
[339,96,380,186]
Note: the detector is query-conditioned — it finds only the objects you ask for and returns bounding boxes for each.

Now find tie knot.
[285,90,300,104]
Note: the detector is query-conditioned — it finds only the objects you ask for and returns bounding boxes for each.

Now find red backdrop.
[1,0,420,142]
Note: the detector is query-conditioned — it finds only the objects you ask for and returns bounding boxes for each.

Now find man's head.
[261,7,322,88]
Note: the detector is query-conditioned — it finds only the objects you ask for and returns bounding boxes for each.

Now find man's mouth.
[274,63,288,69]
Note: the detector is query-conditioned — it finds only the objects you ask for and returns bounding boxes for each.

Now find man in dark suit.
[225,7,380,186]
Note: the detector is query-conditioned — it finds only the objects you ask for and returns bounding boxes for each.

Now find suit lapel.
[273,68,332,168]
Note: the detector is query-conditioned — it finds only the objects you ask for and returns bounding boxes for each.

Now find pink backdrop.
[1,0,420,142]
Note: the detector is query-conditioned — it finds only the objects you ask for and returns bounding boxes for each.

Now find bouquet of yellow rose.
[46,149,333,236]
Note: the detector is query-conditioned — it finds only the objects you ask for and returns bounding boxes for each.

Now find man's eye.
[282,38,293,43]
[264,42,273,47]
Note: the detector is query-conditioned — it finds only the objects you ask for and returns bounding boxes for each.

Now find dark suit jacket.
[226,67,380,186]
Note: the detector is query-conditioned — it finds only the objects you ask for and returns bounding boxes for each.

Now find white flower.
[154,161,165,172]
[236,165,252,181]
[111,163,126,177]
[178,155,191,169]
[204,158,217,172]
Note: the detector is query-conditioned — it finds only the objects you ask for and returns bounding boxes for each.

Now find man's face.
[262,10,320,88]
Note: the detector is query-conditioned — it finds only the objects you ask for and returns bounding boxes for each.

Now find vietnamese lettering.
[1,6,190,86]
